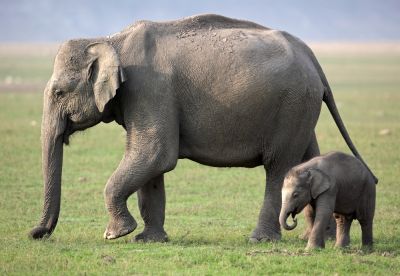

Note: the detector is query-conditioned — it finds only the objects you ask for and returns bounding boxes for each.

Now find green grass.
[0,43,399,275]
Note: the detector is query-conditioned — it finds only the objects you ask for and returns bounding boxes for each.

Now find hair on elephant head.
[29,40,126,239]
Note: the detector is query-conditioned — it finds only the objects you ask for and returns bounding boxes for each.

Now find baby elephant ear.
[309,169,331,199]
[86,42,126,112]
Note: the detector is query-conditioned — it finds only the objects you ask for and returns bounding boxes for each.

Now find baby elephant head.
[279,168,331,231]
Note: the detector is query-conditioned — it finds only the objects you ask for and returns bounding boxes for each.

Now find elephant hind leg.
[360,221,373,248]
[250,136,312,242]
[302,131,320,161]
[250,95,321,242]
[249,169,285,242]
[133,174,168,243]
[359,187,375,248]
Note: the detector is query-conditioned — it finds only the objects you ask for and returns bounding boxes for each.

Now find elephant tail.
[285,36,378,184]
[320,72,378,184]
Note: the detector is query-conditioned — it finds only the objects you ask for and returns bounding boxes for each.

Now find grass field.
[0,42,399,275]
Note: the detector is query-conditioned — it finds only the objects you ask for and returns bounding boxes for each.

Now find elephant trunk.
[30,95,67,239]
[279,203,298,231]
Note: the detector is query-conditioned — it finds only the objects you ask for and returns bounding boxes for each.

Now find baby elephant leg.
[359,184,375,248]
[360,220,373,248]
[325,216,337,240]
[306,194,335,250]
[301,205,336,241]
[334,214,352,248]
[300,204,314,240]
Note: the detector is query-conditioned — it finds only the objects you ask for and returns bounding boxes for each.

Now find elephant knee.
[147,149,178,175]
[160,154,178,173]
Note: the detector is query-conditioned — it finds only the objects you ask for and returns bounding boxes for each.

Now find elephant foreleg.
[300,204,315,240]
[103,152,173,240]
[300,132,319,240]
[306,195,335,249]
[300,132,336,240]
[103,155,144,239]
[134,174,168,242]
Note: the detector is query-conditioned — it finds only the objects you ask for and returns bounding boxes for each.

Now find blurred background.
[1,0,400,42]
[1,0,399,93]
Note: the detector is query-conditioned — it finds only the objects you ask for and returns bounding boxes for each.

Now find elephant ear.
[86,42,126,112]
[308,169,332,199]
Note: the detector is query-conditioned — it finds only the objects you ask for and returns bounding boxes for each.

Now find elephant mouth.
[293,206,303,217]
[62,117,73,145]
[290,204,305,218]
[288,211,298,223]
[62,116,95,145]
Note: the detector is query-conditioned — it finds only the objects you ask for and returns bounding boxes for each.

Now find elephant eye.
[54,89,63,98]
[292,192,298,198]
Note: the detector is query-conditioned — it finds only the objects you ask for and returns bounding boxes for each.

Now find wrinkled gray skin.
[280,152,377,250]
[29,14,377,242]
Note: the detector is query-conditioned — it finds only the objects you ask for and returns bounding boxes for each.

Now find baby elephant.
[279,152,377,249]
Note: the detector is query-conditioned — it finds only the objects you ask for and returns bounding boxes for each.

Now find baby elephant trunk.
[279,207,298,231]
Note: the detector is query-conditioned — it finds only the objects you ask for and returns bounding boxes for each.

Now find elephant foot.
[334,242,350,248]
[301,227,335,241]
[104,215,137,240]
[133,229,169,243]
[306,238,325,250]
[299,229,311,241]
[249,228,281,243]
[305,243,324,251]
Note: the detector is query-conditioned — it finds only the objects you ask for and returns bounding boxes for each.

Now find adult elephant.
[29,14,376,242]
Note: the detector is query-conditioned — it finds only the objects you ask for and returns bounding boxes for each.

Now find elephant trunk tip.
[280,213,298,231]
[287,217,298,230]
[29,226,50,240]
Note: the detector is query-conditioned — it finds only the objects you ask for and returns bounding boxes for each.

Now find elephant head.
[30,39,126,239]
[279,168,331,231]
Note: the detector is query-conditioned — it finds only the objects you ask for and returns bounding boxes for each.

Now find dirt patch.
[100,254,116,264]
[246,248,311,256]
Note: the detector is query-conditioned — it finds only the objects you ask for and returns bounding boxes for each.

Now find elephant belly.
[178,135,264,168]
[177,92,283,168]
[178,143,264,168]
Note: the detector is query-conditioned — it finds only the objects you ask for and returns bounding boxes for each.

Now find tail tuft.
[29,226,50,240]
